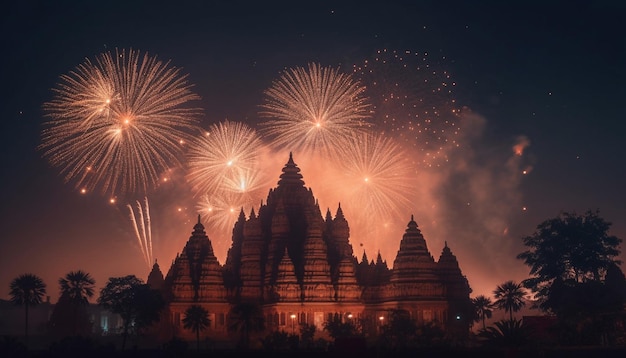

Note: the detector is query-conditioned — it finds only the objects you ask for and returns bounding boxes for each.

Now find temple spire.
[336,203,345,219]
[277,153,305,187]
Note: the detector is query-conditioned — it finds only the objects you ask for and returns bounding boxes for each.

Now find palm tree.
[9,273,47,347]
[59,270,95,305]
[472,295,495,330]
[478,318,531,348]
[59,270,95,335]
[493,281,526,321]
[182,305,211,351]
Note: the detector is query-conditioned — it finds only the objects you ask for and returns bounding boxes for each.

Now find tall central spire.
[277,152,305,187]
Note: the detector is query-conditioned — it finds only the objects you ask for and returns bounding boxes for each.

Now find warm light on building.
[146,154,472,345]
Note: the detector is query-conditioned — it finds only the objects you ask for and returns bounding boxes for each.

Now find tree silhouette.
[478,318,531,348]
[517,210,622,306]
[378,309,417,350]
[48,292,93,339]
[58,270,95,335]
[59,270,95,305]
[182,305,210,351]
[472,295,495,330]
[517,210,625,344]
[227,302,265,349]
[98,275,165,350]
[493,281,526,321]
[299,322,317,349]
[9,273,47,347]
[323,314,362,340]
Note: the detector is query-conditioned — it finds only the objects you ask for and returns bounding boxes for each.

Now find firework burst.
[259,62,373,158]
[327,132,415,227]
[185,120,269,196]
[353,49,461,167]
[196,190,256,236]
[40,48,203,197]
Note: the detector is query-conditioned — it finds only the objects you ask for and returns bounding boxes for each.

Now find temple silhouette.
[147,153,472,345]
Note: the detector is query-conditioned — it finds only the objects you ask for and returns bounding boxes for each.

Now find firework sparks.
[326,131,415,229]
[186,120,269,196]
[353,49,461,167]
[127,197,153,268]
[196,190,256,236]
[259,62,373,158]
[40,48,203,197]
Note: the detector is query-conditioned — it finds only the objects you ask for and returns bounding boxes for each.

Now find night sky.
[1,0,624,303]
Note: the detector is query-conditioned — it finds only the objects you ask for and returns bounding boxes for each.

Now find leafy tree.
[260,330,297,351]
[9,273,47,347]
[132,284,166,332]
[517,210,622,307]
[182,305,210,351]
[299,322,317,349]
[56,270,95,335]
[323,314,362,340]
[97,275,165,350]
[378,309,417,350]
[493,281,526,321]
[517,210,625,344]
[227,302,265,349]
[472,295,495,330]
[604,262,626,310]
[48,292,93,338]
[415,321,446,347]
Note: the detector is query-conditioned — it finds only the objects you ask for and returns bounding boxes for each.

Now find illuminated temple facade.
[147,154,472,345]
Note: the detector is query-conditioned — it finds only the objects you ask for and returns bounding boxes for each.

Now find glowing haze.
[3,3,623,309]
[36,47,533,300]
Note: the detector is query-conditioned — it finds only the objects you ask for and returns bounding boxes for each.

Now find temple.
[147,153,472,345]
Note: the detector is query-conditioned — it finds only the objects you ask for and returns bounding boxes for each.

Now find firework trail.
[40,48,203,198]
[127,197,153,268]
[259,62,373,158]
[353,49,461,168]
